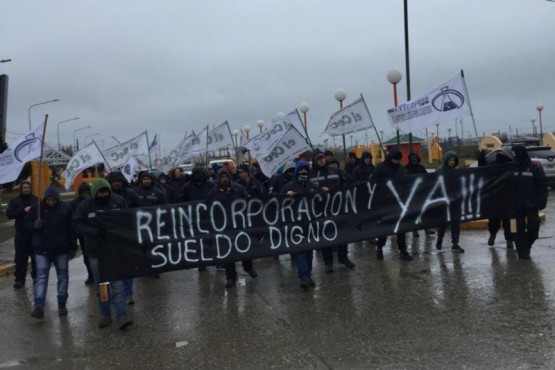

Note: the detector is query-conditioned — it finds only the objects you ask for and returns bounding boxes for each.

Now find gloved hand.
[97,228,108,239]
[68,250,76,260]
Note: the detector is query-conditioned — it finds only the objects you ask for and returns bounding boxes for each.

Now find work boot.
[58,303,68,316]
[98,316,112,328]
[31,307,44,319]
[84,276,94,285]
[487,234,495,246]
[300,281,309,290]
[325,264,334,273]
[425,229,436,236]
[506,240,514,249]
[341,258,355,269]
[13,281,24,289]
[376,247,384,260]
[247,270,258,278]
[400,251,413,261]
[118,317,133,330]
[452,244,465,253]
[225,279,236,288]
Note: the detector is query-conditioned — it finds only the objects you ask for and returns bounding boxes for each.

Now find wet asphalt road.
[1,202,555,369]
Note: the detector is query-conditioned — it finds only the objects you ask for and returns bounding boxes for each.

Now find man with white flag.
[0,122,45,185]
[103,131,149,169]
[387,71,472,134]
[62,142,107,190]
[256,126,311,178]
[322,96,375,137]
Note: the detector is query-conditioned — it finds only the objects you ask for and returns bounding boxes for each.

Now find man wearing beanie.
[6,180,39,289]
[27,186,75,319]
[70,181,94,285]
[74,179,132,329]
[370,148,413,261]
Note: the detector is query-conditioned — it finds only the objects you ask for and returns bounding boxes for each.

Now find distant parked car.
[178,163,194,175]
[473,145,555,187]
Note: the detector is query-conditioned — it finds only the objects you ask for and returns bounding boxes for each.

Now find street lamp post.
[298,102,310,134]
[28,99,60,130]
[334,89,347,159]
[57,117,80,150]
[256,120,265,134]
[531,117,536,136]
[537,104,544,145]
[73,125,92,151]
[387,69,403,146]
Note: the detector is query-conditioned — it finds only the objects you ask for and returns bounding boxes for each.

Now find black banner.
[97,165,514,281]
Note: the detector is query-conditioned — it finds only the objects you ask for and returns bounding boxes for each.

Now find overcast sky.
[2,0,554,152]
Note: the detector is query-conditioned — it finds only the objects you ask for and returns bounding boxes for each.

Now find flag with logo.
[179,126,208,162]
[273,110,307,138]
[387,72,472,133]
[323,96,375,137]
[207,121,234,155]
[121,155,140,184]
[0,122,45,185]
[256,126,310,177]
[103,131,149,169]
[62,141,107,190]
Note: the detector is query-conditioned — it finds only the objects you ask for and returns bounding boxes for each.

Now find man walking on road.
[6,181,38,289]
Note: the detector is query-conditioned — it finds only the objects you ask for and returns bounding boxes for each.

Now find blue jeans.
[123,278,133,298]
[296,251,313,283]
[89,257,128,319]
[34,254,69,308]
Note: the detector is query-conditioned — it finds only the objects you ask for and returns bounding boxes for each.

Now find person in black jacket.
[69,182,94,285]
[344,152,358,179]
[353,151,375,183]
[281,161,319,289]
[135,171,166,207]
[236,164,265,199]
[168,167,188,201]
[512,145,548,259]
[181,167,214,203]
[370,148,413,261]
[158,173,176,203]
[6,180,39,289]
[268,160,295,196]
[27,186,76,319]
[484,147,514,248]
[405,152,435,238]
[310,152,355,271]
[207,168,255,288]
[73,179,132,329]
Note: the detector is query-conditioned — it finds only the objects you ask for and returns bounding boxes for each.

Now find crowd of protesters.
[5,145,548,329]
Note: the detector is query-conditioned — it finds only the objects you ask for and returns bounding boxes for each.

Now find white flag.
[387,72,472,133]
[256,126,310,177]
[244,119,290,157]
[103,131,149,169]
[62,142,107,190]
[120,156,139,184]
[273,110,307,138]
[323,96,374,137]
[180,126,208,162]
[207,121,233,155]
[0,122,45,185]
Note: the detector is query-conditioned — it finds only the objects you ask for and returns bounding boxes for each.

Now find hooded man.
[353,151,375,183]
[268,160,295,196]
[6,180,39,289]
[511,145,548,259]
[370,148,413,261]
[73,179,132,329]
[435,151,465,253]
[181,167,214,203]
[207,168,256,288]
[281,161,319,289]
[27,186,75,319]
[69,182,94,285]
[135,171,166,207]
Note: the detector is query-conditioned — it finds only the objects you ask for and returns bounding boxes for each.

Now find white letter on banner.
[416,175,450,224]
[156,208,169,240]
[366,182,378,210]
[137,210,154,244]
[387,177,422,233]
[151,244,168,268]
[231,199,247,229]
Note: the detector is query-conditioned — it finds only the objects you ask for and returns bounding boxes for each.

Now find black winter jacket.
[6,193,38,233]
[27,200,76,256]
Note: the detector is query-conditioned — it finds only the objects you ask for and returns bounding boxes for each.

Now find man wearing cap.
[27,186,76,319]
[6,180,39,289]
[73,179,132,329]
[370,148,413,261]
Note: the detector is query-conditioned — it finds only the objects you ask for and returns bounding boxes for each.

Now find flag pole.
[36,114,49,222]
[145,130,153,169]
[295,109,314,149]
[460,70,479,139]
[360,94,385,157]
